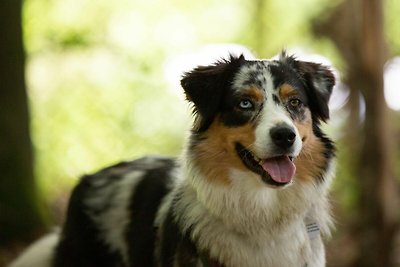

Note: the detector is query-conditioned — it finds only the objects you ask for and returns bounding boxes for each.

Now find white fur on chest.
[202,216,312,267]
[174,164,332,267]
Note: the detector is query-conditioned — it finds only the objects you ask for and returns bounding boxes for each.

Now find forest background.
[1,0,400,266]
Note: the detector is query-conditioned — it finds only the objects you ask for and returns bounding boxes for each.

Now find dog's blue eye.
[238,100,253,109]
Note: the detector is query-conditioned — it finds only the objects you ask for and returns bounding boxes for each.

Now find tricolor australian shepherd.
[22,52,337,267]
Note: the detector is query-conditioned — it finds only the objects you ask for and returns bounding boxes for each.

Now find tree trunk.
[357,1,398,266]
[0,0,46,245]
[313,0,399,266]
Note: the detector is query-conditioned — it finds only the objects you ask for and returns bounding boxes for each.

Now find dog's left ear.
[181,55,245,131]
[295,60,335,122]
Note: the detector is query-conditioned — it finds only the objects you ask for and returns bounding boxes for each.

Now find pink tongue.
[261,156,296,183]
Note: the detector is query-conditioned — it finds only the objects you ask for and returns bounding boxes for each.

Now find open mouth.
[235,143,296,187]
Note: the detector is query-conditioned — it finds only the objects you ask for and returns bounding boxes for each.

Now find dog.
[10,51,336,267]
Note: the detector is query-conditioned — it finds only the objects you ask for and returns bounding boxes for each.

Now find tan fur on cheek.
[192,118,256,185]
[295,135,327,183]
[294,110,327,182]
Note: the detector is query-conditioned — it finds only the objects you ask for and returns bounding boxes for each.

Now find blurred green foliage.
[386,0,400,54]
[22,0,399,209]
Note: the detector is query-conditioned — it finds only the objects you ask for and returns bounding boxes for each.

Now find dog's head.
[181,52,335,187]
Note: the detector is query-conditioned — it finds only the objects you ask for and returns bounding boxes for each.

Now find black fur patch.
[180,55,246,131]
[126,158,176,267]
[158,194,199,267]
[219,93,263,127]
[269,64,304,91]
[272,94,280,104]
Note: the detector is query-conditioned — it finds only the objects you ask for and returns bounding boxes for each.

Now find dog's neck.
[183,164,315,230]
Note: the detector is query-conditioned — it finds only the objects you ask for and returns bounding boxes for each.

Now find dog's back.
[53,157,177,267]
[7,157,177,267]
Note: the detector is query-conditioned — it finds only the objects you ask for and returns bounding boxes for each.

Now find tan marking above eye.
[279,83,298,101]
[243,86,264,103]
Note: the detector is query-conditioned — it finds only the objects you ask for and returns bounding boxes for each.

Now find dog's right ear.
[181,55,245,131]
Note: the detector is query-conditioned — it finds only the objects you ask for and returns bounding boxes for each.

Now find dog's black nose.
[270,125,296,149]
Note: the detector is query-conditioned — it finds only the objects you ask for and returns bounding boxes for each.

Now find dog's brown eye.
[289,99,301,108]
